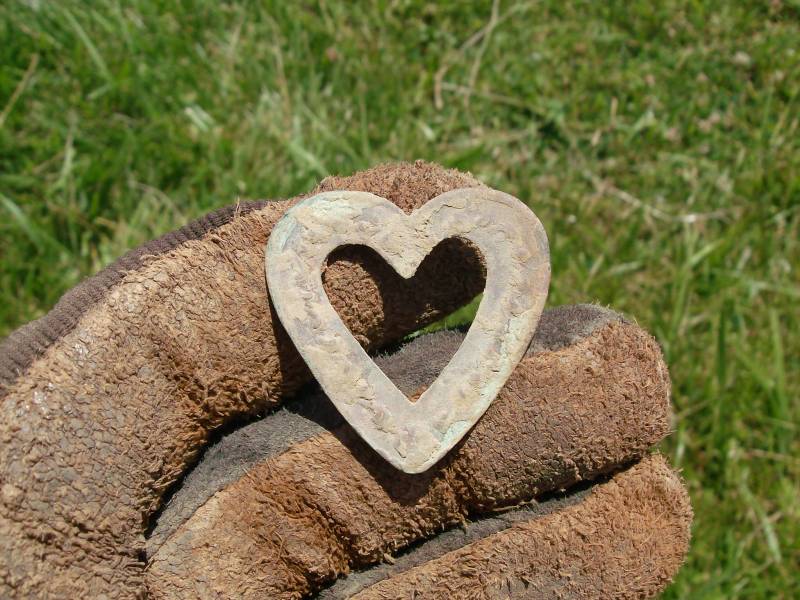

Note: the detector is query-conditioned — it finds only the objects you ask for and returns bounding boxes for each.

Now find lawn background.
[1,1,798,597]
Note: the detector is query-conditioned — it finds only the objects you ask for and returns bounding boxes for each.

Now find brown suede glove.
[0,162,691,599]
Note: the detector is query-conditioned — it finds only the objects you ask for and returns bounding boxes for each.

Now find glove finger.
[322,454,692,600]
[0,162,485,598]
[146,304,673,598]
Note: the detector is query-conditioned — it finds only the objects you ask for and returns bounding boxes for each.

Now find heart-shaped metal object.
[265,187,550,473]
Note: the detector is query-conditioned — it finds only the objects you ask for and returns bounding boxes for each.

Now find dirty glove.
[147,305,692,599]
[0,162,691,599]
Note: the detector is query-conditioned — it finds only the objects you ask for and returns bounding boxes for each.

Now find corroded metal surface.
[265,188,550,473]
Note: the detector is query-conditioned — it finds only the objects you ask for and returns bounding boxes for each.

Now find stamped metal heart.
[265,187,550,473]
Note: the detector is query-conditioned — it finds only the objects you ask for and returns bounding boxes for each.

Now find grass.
[1,0,798,597]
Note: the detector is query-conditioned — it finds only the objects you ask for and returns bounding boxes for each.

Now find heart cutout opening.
[323,240,487,403]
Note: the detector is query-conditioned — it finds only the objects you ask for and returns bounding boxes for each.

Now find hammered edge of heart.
[265,187,550,473]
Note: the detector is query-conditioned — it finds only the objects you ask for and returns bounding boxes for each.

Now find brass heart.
[266,188,549,473]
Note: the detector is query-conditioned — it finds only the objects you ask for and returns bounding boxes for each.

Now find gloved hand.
[0,162,691,599]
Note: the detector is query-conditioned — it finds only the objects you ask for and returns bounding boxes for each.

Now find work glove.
[0,162,691,599]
